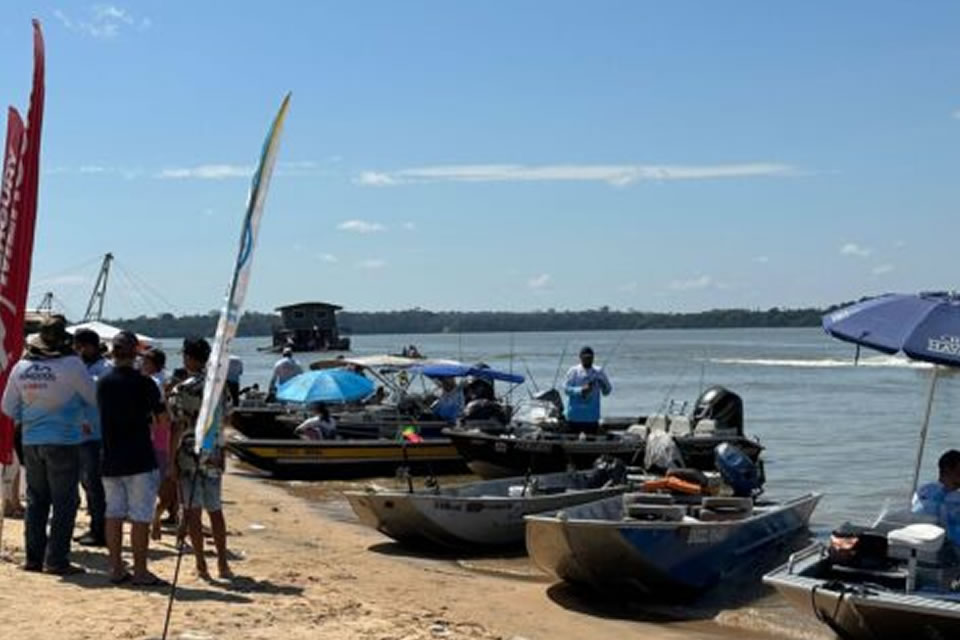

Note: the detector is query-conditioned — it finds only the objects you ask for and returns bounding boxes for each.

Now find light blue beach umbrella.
[823,291,960,494]
[276,369,375,404]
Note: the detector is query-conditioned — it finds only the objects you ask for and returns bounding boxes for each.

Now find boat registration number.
[685,528,728,545]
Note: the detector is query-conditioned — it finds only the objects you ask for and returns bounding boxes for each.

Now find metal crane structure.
[83,252,114,322]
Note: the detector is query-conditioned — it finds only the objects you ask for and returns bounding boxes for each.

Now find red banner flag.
[0,20,45,465]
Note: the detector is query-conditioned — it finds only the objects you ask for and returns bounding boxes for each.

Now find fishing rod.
[550,341,569,390]
[520,357,540,396]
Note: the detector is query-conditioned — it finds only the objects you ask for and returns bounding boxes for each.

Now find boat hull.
[226,437,467,479]
[230,406,454,441]
[526,493,820,597]
[446,429,764,479]
[765,545,960,640]
[345,472,625,549]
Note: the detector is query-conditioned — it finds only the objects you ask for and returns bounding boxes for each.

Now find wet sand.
[0,466,830,639]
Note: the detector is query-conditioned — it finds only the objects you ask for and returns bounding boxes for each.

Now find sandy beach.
[0,466,826,640]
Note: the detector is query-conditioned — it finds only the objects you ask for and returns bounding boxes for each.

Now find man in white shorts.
[96,331,165,586]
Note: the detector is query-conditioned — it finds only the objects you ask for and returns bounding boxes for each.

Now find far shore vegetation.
[104,304,849,338]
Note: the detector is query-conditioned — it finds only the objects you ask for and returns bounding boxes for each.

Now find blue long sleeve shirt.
[913,481,960,545]
[1,354,98,446]
[563,365,612,423]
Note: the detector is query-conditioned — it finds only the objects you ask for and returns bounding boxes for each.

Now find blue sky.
[1,1,959,318]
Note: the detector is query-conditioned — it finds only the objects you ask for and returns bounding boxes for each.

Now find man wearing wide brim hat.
[1,315,98,574]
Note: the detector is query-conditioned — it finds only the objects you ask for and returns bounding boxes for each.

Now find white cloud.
[840,243,872,258]
[54,5,151,39]
[353,163,796,187]
[402,221,416,231]
[318,253,338,263]
[618,281,638,293]
[528,274,551,289]
[669,275,714,291]
[156,164,252,180]
[354,171,398,186]
[893,240,906,249]
[752,256,770,264]
[357,259,386,269]
[872,264,895,275]
[952,109,960,120]
[202,208,214,217]
[337,220,386,233]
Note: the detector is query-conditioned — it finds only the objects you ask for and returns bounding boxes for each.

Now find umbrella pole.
[910,366,940,497]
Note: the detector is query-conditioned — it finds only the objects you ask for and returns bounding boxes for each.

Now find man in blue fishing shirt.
[563,346,612,435]
[1,316,97,574]
[912,449,960,545]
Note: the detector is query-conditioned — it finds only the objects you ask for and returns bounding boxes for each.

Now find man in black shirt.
[97,331,165,586]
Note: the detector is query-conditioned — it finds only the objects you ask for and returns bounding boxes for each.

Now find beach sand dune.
[0,470,797,639]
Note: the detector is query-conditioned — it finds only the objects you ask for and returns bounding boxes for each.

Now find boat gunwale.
[523,492,822,529]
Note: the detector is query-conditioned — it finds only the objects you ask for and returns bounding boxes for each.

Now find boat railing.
[787,543,826,574]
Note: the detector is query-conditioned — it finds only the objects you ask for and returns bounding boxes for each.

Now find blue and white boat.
[525,491,821,597]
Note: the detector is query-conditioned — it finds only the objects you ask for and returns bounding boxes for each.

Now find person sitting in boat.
[294,403,336,440]
[366,386,387,405]
[268,347,303,397]
[562,346,612,435]
[464,376,495,403]
[912,449,960,544]
[431,377,464,423]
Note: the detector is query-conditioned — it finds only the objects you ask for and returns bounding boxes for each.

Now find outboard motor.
[462,399,509,425]
[714,443,762,497]
[586,455,627,488]
[691,385,744,435]
[533,388,564,418]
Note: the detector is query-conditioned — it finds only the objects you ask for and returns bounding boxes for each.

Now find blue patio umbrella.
[276,369,375,405]
[823,291,960,493]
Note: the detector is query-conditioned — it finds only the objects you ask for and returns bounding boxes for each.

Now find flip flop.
[110,572,133,585]
[132,573,169,587]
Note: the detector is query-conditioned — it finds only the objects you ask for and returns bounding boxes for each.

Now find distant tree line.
[107,304,847,338]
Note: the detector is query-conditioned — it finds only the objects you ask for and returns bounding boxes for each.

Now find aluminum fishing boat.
[345,465,627,550]
[526,491,821,597]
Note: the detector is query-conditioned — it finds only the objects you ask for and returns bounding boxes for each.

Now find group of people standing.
[0,316,232,584]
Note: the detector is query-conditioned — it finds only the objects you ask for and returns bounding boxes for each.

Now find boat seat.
[693,418,716,435]
[668,416,692,436]
[702,496,753,512]
[624,503,686,522]
[622,492,675,506]
[646,414,669,433]
[699,496,753,521]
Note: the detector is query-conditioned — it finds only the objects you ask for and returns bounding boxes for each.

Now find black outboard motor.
[533,388,565,418]
[691,385,743,435]
[462,399,509,425]
[585,455,627,488]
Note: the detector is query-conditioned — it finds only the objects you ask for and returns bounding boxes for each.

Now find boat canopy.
[309,354,462,371]
[65,320,157,347]
[412,363,524,384]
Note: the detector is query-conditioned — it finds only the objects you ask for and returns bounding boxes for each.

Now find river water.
[156,327,959,638]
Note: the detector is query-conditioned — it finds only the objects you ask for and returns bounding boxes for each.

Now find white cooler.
[887,523,946,592]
